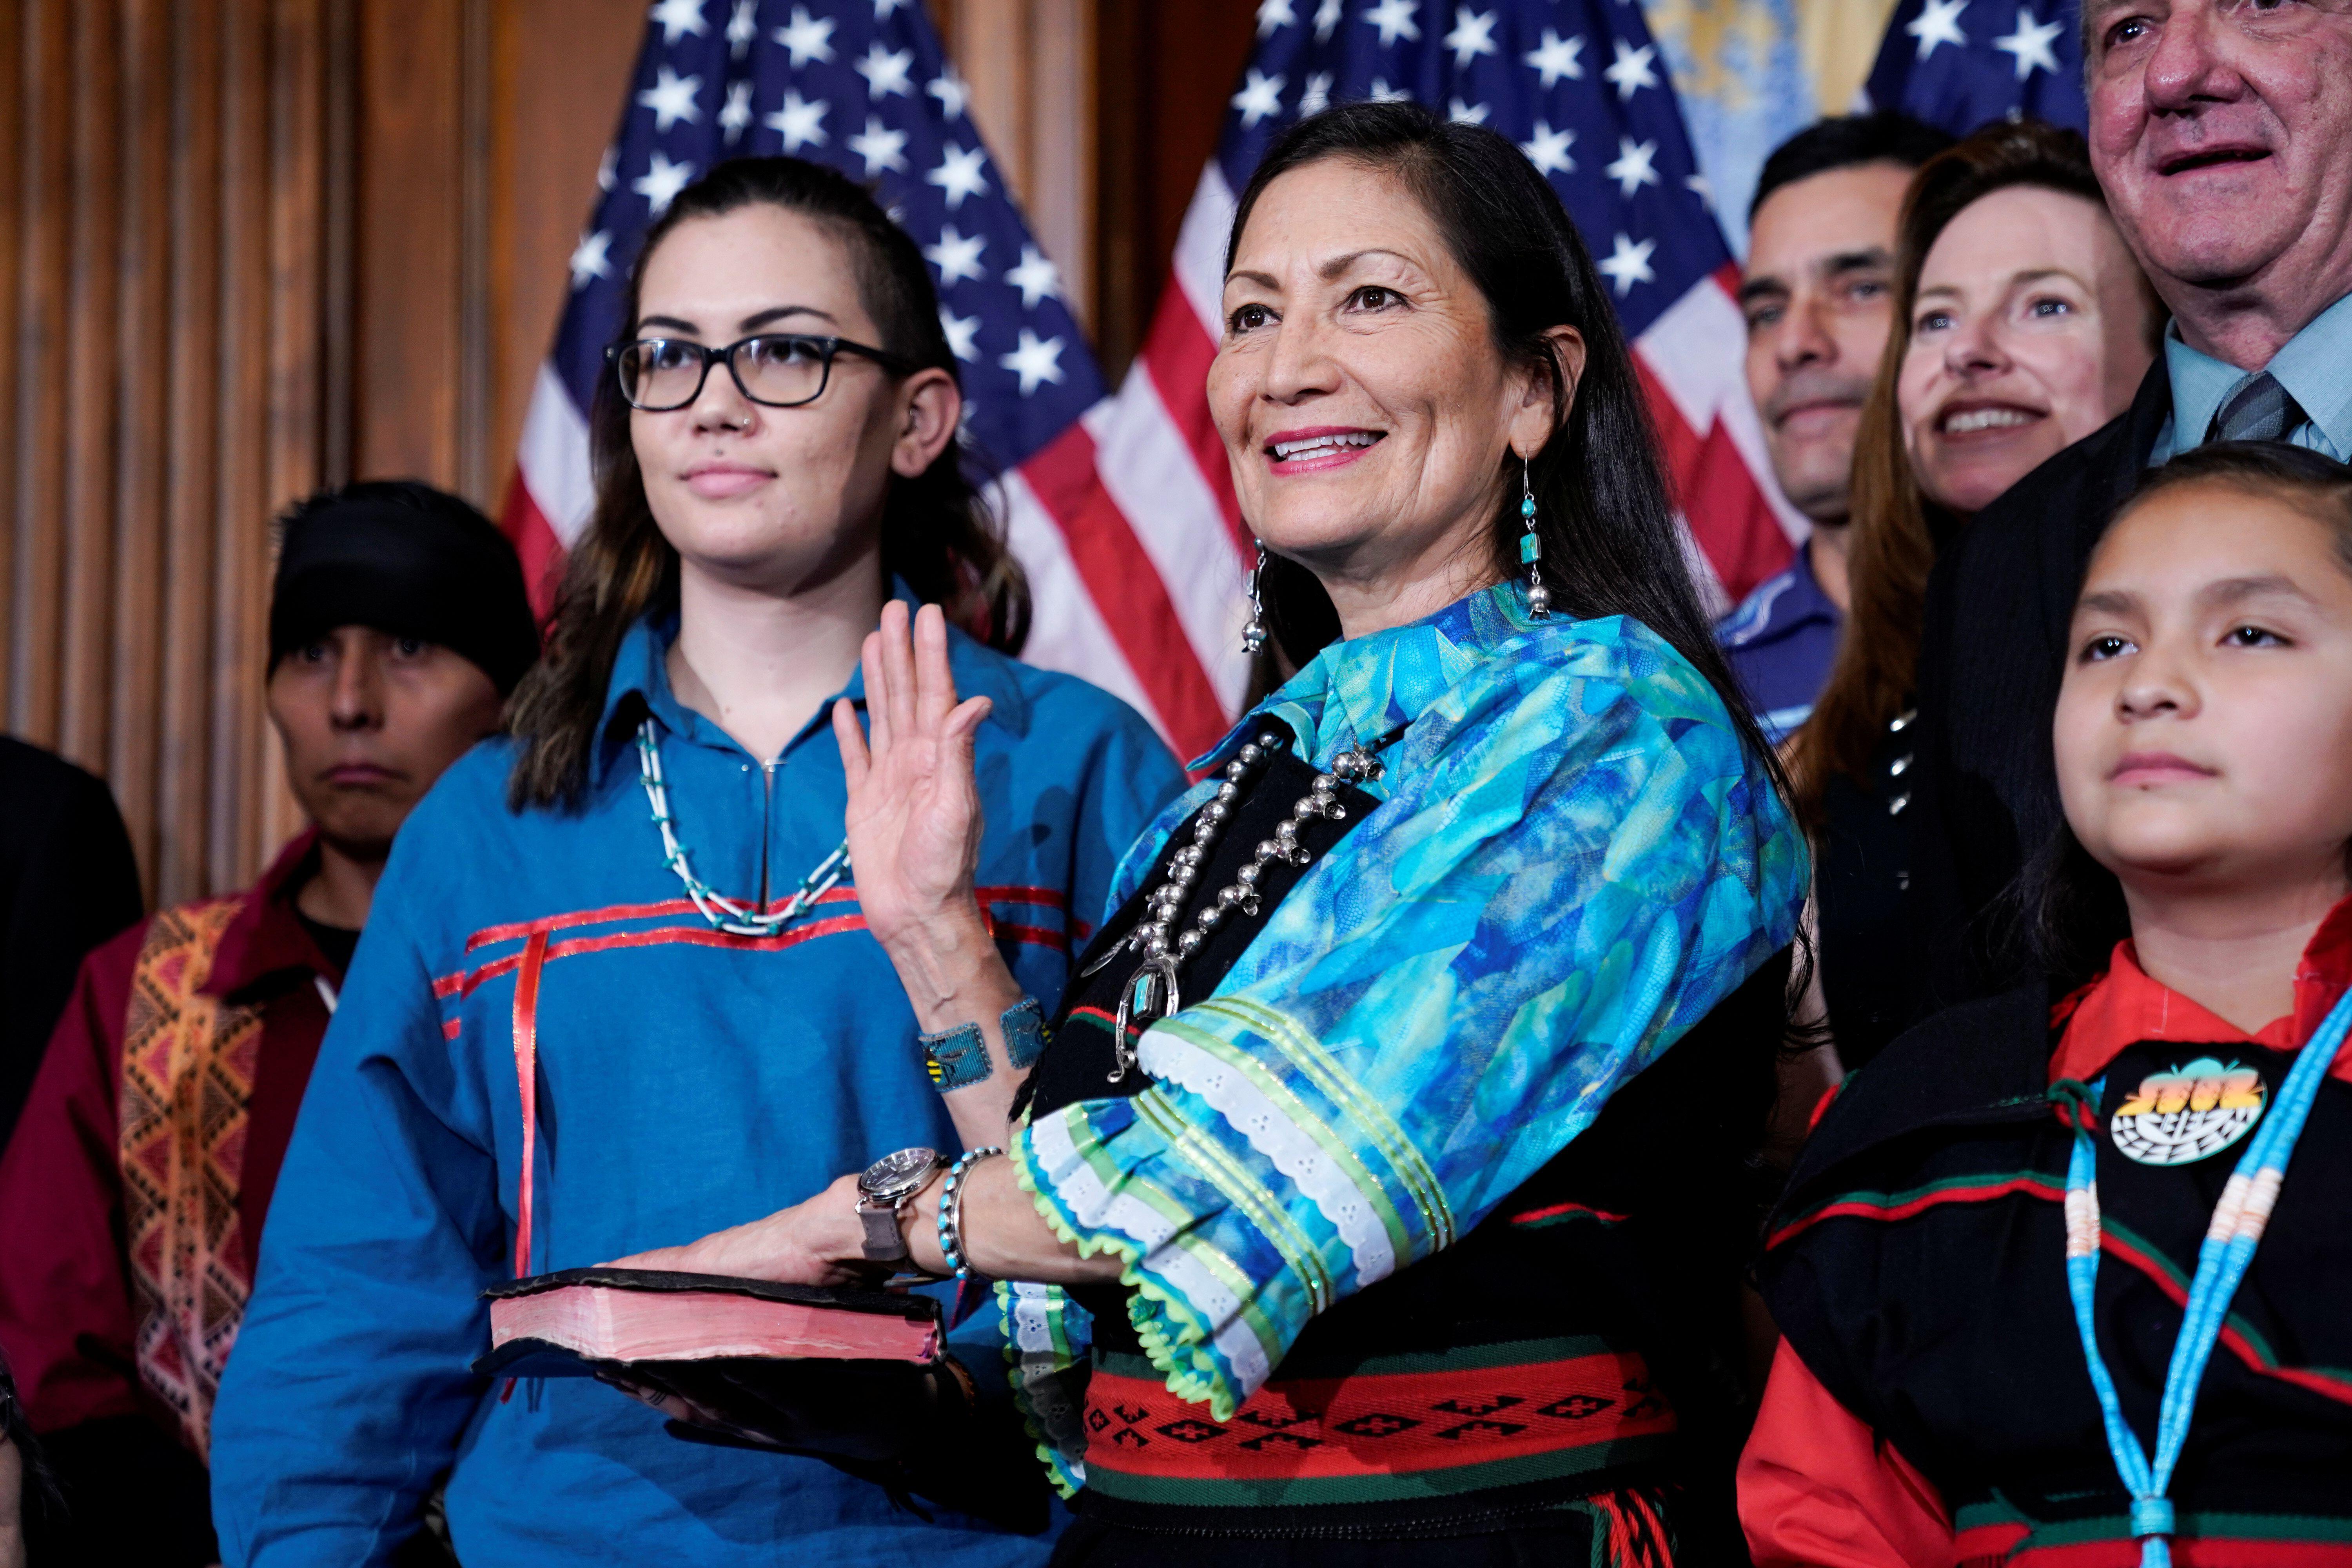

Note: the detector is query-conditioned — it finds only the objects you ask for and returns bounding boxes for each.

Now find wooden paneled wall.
[2,0,345,907]
[0,0,1246,908]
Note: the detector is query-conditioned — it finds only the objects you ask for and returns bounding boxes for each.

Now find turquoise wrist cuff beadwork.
[1002,997,1047,1070]
[922,1022,990,1092]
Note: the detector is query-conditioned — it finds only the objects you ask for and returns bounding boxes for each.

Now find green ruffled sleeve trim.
[1010,1118,1249,1425]
[993,1278,1087,1499]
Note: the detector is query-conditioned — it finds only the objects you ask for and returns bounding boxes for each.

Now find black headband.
[268,491,540,696]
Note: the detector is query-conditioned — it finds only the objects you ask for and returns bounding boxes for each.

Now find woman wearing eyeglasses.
[207,158,1183,1568]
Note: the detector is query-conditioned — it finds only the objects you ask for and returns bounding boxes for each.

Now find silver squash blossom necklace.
[635,719,851,938]
[1097,729,1387,1082]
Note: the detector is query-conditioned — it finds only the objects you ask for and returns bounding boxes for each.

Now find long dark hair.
[1228,102,1782,789]
[1796,120,2161,822]
[506,156,1030,810]
[2022,442,2352,986]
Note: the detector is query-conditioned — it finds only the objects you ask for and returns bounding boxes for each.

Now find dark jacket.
[1905,360,2174,1013]
[0,737,143,1140]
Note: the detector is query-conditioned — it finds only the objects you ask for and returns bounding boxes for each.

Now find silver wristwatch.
[854,1147,946,1262]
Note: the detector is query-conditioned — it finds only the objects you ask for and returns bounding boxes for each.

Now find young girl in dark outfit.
[1743,443,2352,1566]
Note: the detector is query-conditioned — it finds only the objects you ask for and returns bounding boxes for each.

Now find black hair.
[506,155,1029,810]
[1223,102,1785,798]
[2023,441,2352,985]
[1749,111,1956,221]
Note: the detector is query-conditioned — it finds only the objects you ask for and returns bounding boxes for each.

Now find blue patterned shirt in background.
[1714,541,1843,744]
[1009,582,1809,1448]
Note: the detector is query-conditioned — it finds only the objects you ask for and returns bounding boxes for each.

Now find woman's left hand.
[604,1172,875,1287]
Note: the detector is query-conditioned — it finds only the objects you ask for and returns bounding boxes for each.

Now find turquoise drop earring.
[1520,466,1552,619]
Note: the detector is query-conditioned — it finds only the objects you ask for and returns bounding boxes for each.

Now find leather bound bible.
[473,1267,943,1380]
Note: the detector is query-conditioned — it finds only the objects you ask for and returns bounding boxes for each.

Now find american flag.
[504,0,2081,762]
[1867,0,2086,131]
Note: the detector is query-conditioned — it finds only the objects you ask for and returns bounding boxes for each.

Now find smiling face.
[1897,185,2156,515]
[2085,0,2352,325]
[1207,157,1581,636]
[628,203,958,597]
[1739,162,1914,524]
[2056,479,2352,903]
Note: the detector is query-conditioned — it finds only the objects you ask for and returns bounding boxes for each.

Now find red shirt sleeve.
[1739,1338,1956,1568]
[0,924,146,1431]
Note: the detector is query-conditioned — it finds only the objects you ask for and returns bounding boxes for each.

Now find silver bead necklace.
[1101,729,1385,1081]
[635,719,852,938]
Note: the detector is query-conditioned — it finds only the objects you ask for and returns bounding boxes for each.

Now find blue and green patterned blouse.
[1006,581,1808,1483]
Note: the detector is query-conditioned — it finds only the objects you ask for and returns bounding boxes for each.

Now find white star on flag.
[939,307,981,363]
[1231,68,1287,128]
[719,80,753,142]
[1597,232,1656,296]
[774,6,837,67]
[1907,0,1969,60]
[1314,0,1343,40]
[927,143,990,209]
[855,41,915,97]
[568,229,612,289]
[1005,244,1062,308]
[1524,28,1585,87]
[1444,7,1499,69]
[637,65,703,133]
[633,150,695,216]
[1367,76,1411,102]
[1520,121,1576,174]
[725,0,757,57]
[1448,97,1490,125]
[597,145,616,192]
[1258,0,1297,36]
[765,89,829,151]
[924,225,987,286]
[926,68,970,120]
[1298,71,1333,116]
[650,0,706,45]
[1362,0,1422,47]
[1606,136,1660,199]
[846,114,909,175]
[998,328,1066,395]
[1993,5,2063,78]
[1686,172,1715,207]
[1604,38,1659,100]
[875,0,911,16]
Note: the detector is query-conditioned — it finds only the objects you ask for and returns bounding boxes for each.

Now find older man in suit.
[1907,0,2352,1006]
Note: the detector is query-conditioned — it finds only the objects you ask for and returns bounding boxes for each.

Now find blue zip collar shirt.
[210,604,1183,1568]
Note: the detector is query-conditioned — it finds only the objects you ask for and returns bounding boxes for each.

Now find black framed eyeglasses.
[606,333,918,412]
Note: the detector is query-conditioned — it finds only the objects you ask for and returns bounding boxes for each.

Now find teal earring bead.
[1519,489,1552,619]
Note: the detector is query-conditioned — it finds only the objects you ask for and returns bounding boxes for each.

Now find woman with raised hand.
[627,104,1807,1567]
[207,157,1183,1567]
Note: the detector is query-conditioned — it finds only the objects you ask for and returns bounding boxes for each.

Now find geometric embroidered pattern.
[1081,1348,1677,1485]
[118,897,264,1460]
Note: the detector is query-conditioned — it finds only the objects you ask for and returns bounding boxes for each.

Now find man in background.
[0,481,537,1566]
[1910,0,2352,1005]
[0,740,142,1141]
[1722,112,1954,741]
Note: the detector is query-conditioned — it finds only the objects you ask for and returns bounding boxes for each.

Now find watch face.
[861,1145,943,1201]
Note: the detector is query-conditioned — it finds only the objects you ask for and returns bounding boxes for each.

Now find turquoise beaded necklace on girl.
[634,718,851,938]
[2055,986,2352,1566]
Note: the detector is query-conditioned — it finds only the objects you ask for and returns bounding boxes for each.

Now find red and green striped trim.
[1768,1169,2066,1249]
[1954,1499,2352,1565]
[2094,1214,2352,1409]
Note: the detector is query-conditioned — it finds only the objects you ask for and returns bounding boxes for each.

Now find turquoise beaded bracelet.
[935,1145,1004,1280]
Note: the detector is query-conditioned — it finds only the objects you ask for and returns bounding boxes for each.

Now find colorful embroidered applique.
[2110,1056,2268,1166]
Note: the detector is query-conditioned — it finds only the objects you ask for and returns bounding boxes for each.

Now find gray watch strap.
[858,1199,909,1261]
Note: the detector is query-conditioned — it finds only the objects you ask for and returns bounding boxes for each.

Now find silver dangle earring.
[1241,541,1270,654]
[1519,465,1552,619]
